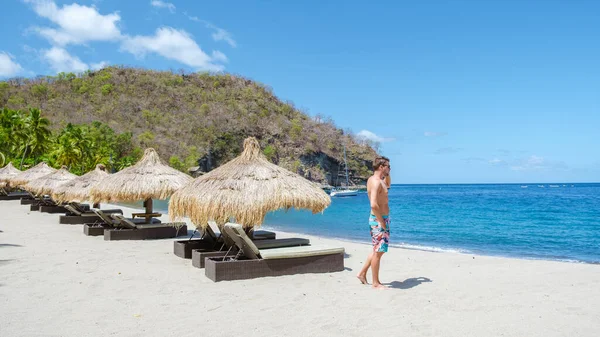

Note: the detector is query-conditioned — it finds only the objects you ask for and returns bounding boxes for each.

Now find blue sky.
[1,0,599,183]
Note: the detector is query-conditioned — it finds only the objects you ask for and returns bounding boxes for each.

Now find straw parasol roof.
[23,166,77,196]
[0,162,22,187]
[169,137,331,229]
[89,148,192,213]
[52,164,109,203]
[9,162,57,188]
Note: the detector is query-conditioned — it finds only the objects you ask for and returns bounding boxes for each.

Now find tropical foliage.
[0,108,139,174]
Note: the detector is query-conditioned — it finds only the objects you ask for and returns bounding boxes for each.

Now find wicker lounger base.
[30,204,40,211]
[0,194,28,200]
[104,225,187,241]
[173,239,216,259]
[83,223,107,236]
[205,253,345,282]
[59,215,102,224]
[191,249,234,269]
[40,205,68,213]
[20,198,35,205]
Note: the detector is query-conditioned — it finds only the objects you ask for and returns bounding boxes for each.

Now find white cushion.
[260,245,345,260]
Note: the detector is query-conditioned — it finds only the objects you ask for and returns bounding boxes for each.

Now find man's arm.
[368,178,386,230]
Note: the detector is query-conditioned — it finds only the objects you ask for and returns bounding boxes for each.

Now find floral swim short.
[369,214,390,253]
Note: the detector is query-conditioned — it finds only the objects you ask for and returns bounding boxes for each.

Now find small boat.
[330,188,359,197]
[521,185,528,188]
[330,144,358,198]
[538,185,545,188]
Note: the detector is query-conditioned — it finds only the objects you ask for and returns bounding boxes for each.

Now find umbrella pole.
[144,198,153,223]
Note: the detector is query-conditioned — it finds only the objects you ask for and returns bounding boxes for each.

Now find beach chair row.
[6,195,345,282]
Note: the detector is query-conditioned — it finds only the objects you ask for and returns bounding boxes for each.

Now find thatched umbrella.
[9,162,57,189]
[169,137,331,229]
[52,164,109,204]
[90,148,192,220]
[0,162,22,189]
[23,166,77,196]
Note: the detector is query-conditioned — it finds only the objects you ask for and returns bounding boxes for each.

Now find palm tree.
[52,124,83,169]
[0,108,24,163]
[18,108,52,168]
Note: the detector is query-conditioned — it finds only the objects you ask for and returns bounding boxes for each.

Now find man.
[357,156,391,289]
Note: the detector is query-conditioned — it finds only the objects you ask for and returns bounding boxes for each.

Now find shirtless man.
[357,156,391,289]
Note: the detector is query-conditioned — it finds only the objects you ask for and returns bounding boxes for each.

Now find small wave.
[390,243,471,254]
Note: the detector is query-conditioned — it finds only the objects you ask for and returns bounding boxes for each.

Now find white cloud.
[42,47,107,73]
[211,50,228,63]
[43,47,89,73]
[185,13,237,48]
[120,27,226,72]
[424,131,447,137]
[510,155,568,171]
[25,0,122,46]
[0,52,23,77]
[356,130,395,143]
[150,0,175,13]
[488,158,506,166]
[90,61,109,70]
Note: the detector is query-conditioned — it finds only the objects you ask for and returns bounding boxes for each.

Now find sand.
[1,199,599,337]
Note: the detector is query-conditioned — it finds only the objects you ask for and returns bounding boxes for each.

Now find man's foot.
[372,283,387,290]
[356,274,368,285]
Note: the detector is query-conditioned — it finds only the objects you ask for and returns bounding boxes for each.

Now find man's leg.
[371,252,386,289]
[356,251,374,284]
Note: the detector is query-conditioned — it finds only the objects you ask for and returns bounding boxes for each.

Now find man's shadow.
[385,277,432,289]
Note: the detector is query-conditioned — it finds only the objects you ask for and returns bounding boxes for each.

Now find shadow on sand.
[0,244,22,248]
[385,277,432,289]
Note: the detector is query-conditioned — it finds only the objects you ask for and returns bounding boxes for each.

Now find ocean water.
[149,183,600,264]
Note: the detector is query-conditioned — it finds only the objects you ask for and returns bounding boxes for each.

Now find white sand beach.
[1,200,599,337]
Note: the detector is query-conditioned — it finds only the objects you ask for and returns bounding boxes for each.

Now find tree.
[18,108,52,167]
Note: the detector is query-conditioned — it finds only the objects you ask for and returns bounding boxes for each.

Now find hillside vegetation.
[0,67,379,184]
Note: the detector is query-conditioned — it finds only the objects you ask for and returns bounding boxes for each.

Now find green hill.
[0,67,379,185]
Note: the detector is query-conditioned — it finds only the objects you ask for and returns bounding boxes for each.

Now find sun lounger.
[38,199,75,213]
[100,214,186,241]
[190,224,310,268]
[60,204,123,224]
[82,209,161,235]
[0,191,30,201]
[203,223,344,282]
[173,220,277,259]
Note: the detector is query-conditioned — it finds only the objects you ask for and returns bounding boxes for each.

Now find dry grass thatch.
[52,164,109,203]
[9,162,57,188]
[23,166,77,196]
[169,137,331,229]
[89,148,192,203]
[0,162,22,187]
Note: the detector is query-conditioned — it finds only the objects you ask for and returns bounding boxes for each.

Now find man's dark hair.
[373,156,390,171]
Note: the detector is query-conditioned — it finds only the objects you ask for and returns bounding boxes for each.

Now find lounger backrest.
[110,214,137,229]
[213,221,238,248]
[93,209,118,226]
[71,202,87,213]
[64,204,82,216]
[223,223,261,260]
[205,221,221,242]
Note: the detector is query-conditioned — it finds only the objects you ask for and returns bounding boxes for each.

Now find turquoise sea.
[146,183,600,264]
